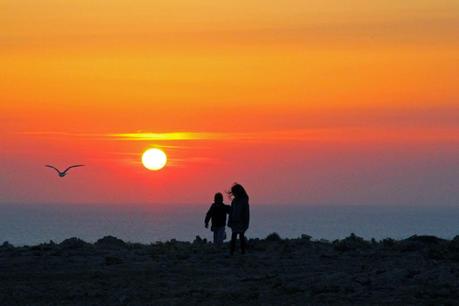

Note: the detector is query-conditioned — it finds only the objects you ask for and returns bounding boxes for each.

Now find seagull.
[45,164,85,177]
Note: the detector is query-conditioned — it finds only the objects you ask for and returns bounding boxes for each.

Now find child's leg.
[215,227,224,245]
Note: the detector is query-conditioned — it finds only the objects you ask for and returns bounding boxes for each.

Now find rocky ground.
[1,233,459,305]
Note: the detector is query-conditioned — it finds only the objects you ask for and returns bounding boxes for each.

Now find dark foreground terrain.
[2,233,459,305]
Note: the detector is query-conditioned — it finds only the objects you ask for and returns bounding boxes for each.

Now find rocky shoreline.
[1,233,459,305]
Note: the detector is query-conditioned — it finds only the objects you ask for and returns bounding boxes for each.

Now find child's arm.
[204,204,214,228]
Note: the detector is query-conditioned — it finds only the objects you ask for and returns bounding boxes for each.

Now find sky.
[1,0,458,206]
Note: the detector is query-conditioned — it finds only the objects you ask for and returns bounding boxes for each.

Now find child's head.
[214,192,224,204]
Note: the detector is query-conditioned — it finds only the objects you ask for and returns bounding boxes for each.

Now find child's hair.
[214,192,224,203]
[228,183,249,200]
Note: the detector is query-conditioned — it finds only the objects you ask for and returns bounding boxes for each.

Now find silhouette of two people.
[205,183,250,255]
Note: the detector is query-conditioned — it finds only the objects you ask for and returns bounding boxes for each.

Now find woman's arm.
[243,203,250,230]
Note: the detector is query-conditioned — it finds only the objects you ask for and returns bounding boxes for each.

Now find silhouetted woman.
[227,183,250,255]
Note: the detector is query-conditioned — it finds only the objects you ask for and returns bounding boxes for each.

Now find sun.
[142,148,168,171]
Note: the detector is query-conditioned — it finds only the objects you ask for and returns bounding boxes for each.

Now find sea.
[1,203,459,246]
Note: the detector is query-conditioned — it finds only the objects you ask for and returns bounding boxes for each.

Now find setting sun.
[141,148,167,171]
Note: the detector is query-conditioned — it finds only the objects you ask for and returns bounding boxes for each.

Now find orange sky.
[1,0,458,205]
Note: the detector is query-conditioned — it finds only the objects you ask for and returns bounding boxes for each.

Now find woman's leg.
[230,232,237,254]
[240,232,246,254]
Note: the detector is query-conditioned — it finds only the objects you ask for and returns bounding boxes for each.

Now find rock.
[405,235,446,245]
[95,236,127,249]
[265,233,282,241]
[193,235,204,244]
[60,237,91,249]
[381,238,396,248]
[333,233,370,251]
[427,244,450,260]
[105,256,123,265]
[399,235,448,254]
[1,241,14,249]
[449,235,459,251]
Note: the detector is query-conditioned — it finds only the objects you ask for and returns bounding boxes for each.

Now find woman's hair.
[214,192,223,203]
[228,183,249,200]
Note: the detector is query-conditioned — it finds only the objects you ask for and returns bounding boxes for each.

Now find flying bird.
[45,164,85,177]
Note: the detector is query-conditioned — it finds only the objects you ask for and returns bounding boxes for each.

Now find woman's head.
[229,183,249,200]
[214,192,223,204]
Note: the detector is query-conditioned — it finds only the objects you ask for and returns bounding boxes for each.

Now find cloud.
[108,132,219,141]
[18,127,459,144]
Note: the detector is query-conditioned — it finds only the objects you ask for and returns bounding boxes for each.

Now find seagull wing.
[63,164,85,174]
[45,165,62,174]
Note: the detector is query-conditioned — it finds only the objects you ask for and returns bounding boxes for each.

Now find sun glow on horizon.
[141,148,168,171]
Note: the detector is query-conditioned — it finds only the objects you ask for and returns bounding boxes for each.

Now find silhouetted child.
[227,183,250,255]
[205,193,231,245]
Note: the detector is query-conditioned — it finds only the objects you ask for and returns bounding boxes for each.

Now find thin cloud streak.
[109,128,459,143]
[18,131,108,139]
[109,132,220,141]
[19,128,459,143]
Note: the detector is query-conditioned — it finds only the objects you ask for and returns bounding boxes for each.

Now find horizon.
[3,201,459,209]
[3,202,459,246]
